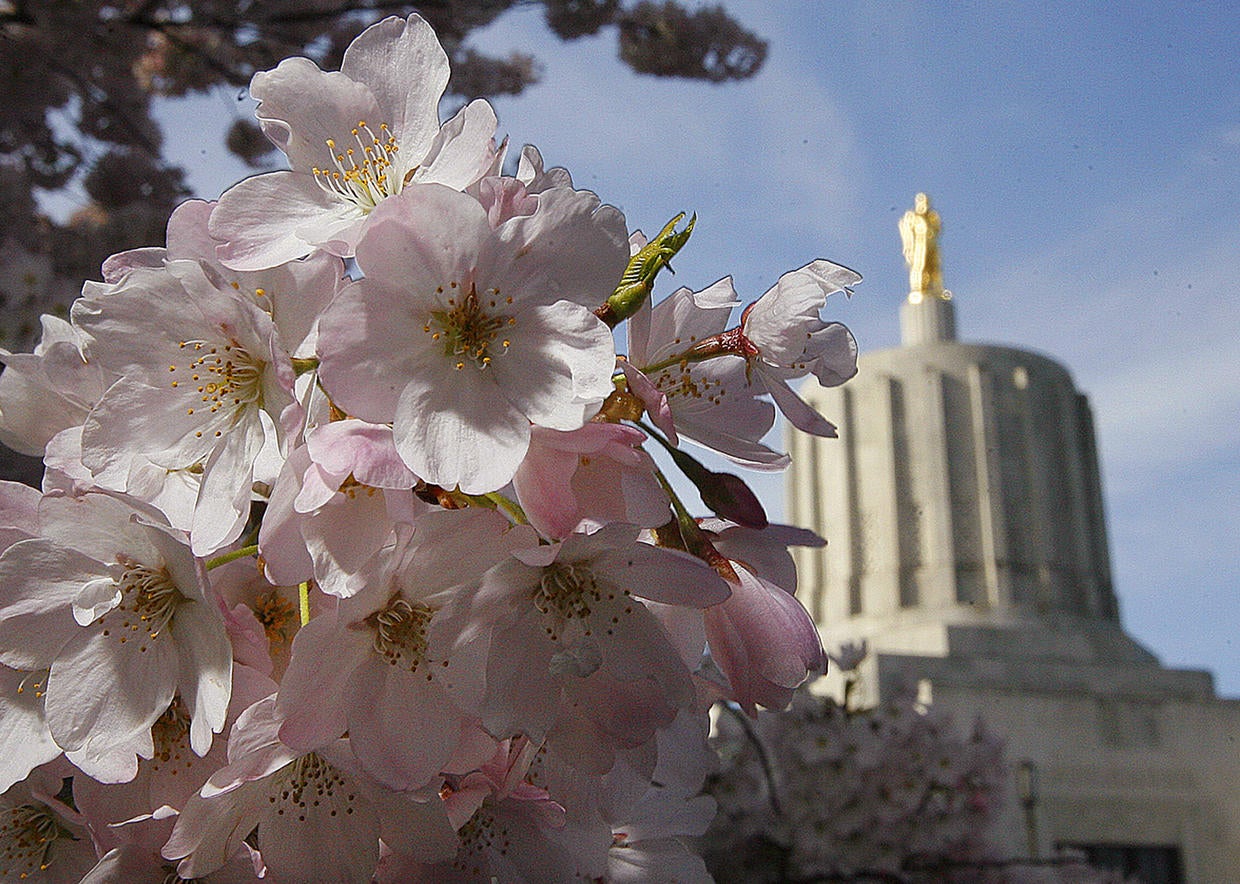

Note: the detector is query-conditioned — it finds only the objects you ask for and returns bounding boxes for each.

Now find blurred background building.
[789,194,1240,883]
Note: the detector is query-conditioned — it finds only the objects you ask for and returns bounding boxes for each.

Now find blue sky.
[160,3,1239,693]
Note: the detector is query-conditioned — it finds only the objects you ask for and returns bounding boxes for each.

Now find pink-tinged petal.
[417,98,500,190]
[351,182,491,288]
[805,321,859,387]
[82,379,211,474]
[100,246,165,283]
[620,362,677,445]
[346,658,464,792]
[681,420,791,471]
[210,171,353,270]
[650,357,790,471]
[512,434,586,539]
[45,624,177,754]
[611,840,713,884]
[593,543,730,608]
[760,366,840,437]
[256,248,347,357]
[705,567,825,715]
[205,698,299,795]
[340,14,449,168]
[480,174,537,227]
[304,489,393,598]
[249,57,385,174]
[641,277,738,365]
[72,576,121,625]
[0,349,94,457]
[306,419,415,489]
[255,765,382,884]
[0,540,99,670]
[489,301,615,430]
[479,614,562,741]
[508,543,562,570]
[164,199,218,263]
[566,676,682,759]
[743,261,857,347]
[315,282,426,422]
[393,367,530,494]
[704,520,824,595]
[387,507,530,603]
[38,492,163,567]
[489,185,630,310]
[515,144,575,194]
[371,789,460,867]
[191,417,264,556]
[644,599,708,671]
[294,462,345,514]
[276,616,370,752]
[163,779,268,878]
[591,599,696,711]
[258,447,315,587]
[65,724,151,786]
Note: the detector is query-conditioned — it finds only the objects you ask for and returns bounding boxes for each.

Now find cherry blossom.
[164,697,457,881]
[209,14,503,270]
[0,492,232,772]
[512,423,669,539]
[0,761,97,883]
[737,259,860,436]
[72,259,297,555]
[0,315,107,459]
[258,420,424,599]
[456,522,730,750]
[627,277,789,469]
[316,181,627,493]
[275,508,536,791]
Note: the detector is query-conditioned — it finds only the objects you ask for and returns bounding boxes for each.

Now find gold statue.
[899,192,947,302]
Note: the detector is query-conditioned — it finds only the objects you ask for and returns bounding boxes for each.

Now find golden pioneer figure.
[899,192,947,301]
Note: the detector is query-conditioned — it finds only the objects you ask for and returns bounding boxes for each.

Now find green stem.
[205,544,259,570]
[482,491,529,525]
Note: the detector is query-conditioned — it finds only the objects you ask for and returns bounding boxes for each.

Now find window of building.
[1059,843,1183,884]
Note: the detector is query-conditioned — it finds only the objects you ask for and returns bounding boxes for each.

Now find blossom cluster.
[699,649,1006,877]
[701,651,1123,884]
[0,14,858,883]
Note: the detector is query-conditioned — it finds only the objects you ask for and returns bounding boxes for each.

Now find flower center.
[150,698,193,772]
[272,753,358,822]
[654,364,727,407]
[534,562,603,623]
[98,557,189,649]
[453,805,510,878]
[0,803,73,879]
[169,338,265,434]
[364,595,435,673]
[253,588,299,653]
[311,120,402,211]
[425,284,515,370]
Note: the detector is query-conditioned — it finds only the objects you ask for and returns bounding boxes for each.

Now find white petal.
[393,367,530,494]
[340,14,449,166]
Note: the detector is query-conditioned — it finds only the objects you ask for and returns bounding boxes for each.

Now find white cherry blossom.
[316,181,627,494]
[0,493,231,771]
[72,259,297,555]
[209,14,502,270]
